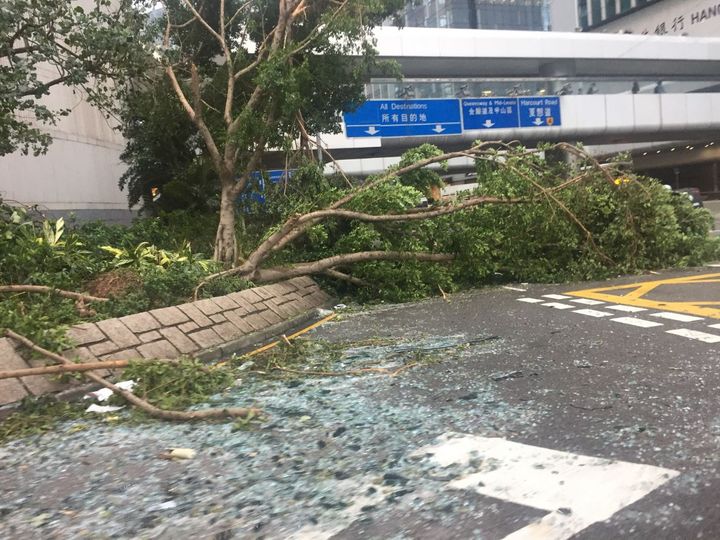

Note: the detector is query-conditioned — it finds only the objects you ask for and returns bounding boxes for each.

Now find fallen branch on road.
[4,329,261,422]
[0,357,185,380]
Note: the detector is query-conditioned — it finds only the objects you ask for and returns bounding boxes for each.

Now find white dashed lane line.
[570,298,605,305]
[516,295,720,343]
[605,304,647,312]
[610,317,664,328]
[542,302,575,310]
[573,309,613,318]
[666,329,720,343]
[650,312,704,323]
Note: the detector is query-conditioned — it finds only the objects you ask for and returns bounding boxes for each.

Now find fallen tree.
[194,140,717,299]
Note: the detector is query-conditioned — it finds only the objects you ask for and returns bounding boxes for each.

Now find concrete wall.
[0,277,332,407]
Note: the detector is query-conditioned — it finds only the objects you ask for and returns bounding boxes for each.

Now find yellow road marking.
[566,273,720,319]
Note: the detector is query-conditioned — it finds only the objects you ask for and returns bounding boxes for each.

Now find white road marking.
[543,294,571,300]
[606,304,647,312]
[570,298,605,305]
[504,286,528,292]
[611,317,663,328]
[517,297,544,304]
[708,323,720,329]
[573,309,613,318]
[542,302,575,310]
[650,312,704,322]
[666,329,720,343]
[415,433,679,540]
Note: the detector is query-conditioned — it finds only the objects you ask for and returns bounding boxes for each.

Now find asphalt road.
[4,266,720,539]
[313,266,720,539]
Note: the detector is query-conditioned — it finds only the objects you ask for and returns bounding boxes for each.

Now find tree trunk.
[214,181,238,265]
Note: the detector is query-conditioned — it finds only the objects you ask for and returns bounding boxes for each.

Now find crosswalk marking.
[666,329,720,343]
[543,294,571,300]
[605,304,647,312]
[611,317,663,328]
[573,309,613,318]
[517,297,545,304]
[542,302,575,310]
[415,434,679,540]
[570,298,605,305]
[650,312,704,322]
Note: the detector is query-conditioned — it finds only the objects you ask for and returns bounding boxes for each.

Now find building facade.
[579,0,720,37]
[403,0,551,31]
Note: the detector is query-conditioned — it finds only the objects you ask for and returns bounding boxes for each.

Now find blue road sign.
[462,98,519,130]
[343,99,462,138]
[518,97,562,128]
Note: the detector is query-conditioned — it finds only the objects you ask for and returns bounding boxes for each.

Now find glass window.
[605,0,616,18]
[591,0,603,25]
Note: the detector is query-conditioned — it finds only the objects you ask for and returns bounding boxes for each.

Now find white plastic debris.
[85,404,125,413]
[316,308,334,317]
[333,304,348,310]
[166,448,196,460]
[83,380,136,402]
[147,501,178,511]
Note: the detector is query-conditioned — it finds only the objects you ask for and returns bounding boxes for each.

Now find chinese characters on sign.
[343,99,462,138]
[638,3,720,36]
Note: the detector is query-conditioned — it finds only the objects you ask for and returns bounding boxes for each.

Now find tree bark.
[214,179,239,265]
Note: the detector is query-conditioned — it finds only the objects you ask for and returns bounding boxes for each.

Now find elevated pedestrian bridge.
[320,28,720,161]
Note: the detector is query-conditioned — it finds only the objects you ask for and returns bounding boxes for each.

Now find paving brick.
[149,306,189,326]
[224,310,254,335]
[211,295,239,311]
[21,372,66,396]
[159,327,199,354]
[274,281,299,294]
[100,348,140,362]
[263,298,288,318]
[64,347,98,362]
[194,298,223,316]
[89,340,120,356]
[97,319,141,348]
[252,286,273,300]
[290,276,315,288]
[256,308,283,326]
[137,340,180,359]
[0,339,31,404]
[119,312,160,333]
[138,330,162,343]
[238,289,264,305]
[0,378,28,405]
[213,322,245,341]
[226,293,254,315]
[178,304,213,327]
[210,314,227,324]
[178,321,200,333]
[66,322,106,346]
[243,313,269,332]
[261,283,287,299]
[188,328,224,349]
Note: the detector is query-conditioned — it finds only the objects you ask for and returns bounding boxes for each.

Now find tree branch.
[4,330,260,422]
[252,251,456,283]
[0,285,108,303]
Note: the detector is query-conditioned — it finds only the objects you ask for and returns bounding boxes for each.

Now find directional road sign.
[343,99,462,138]
[462,98,519,130]
[518,96,562,127]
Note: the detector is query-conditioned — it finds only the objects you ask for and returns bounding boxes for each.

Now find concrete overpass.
[319,28,720,163]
